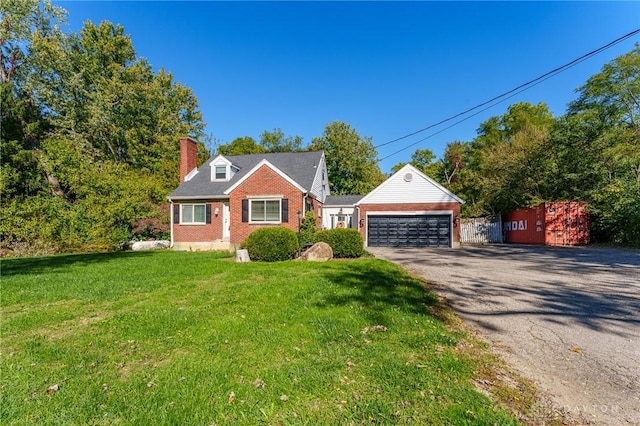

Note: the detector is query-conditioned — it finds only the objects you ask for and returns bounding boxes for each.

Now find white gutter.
[167,195,228,201]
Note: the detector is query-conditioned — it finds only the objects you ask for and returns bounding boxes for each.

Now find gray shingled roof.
[169,151,324,199]
[324,195,364,206]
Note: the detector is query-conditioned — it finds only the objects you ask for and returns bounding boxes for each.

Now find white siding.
[321,206,356,229]
[358,164,463,205]
[310,154,329,202]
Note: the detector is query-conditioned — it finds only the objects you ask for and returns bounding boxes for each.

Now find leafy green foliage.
[1,4,206,255]
[245,227,299,261]
[309,121,386,195]
[259,128,303,153]
[391,148,442,179]
[217,136,264,155]
[298,210,318,248]
[217,129,304,155]
[314,228,364,258]
[590,179,640,245]
[558,45,640,245]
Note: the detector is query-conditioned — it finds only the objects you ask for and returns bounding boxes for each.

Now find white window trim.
[249,198,282,224]
[213,164,228,181]
[209,155,233,182]
[181,203,207,225]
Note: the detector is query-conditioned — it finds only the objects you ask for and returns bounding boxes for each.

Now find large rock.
[131,240,170,251]
[236,249,250,262]
[302,242,333,262]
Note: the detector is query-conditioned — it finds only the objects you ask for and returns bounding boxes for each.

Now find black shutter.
[242,199,248,222]
[173,204,180,224]
[281,199,289,223]
[206,204,212,224]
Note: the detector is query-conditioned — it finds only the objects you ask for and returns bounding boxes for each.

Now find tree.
[391,147,443,183]
[1,4,207,254]
[217,129,304,155]
[1,0,67,198]
[560,44,640,244]
[309,121,386,195]
[480,123,556,213]
[466,102,558,214]
[25,20,205,169]
[1,0,67,84]
[218,136,264,156]
[259,128,304,153]
[440,141,467,187]
[438,141,486,216]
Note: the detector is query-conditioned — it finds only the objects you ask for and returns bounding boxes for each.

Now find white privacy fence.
[460,217,503,244]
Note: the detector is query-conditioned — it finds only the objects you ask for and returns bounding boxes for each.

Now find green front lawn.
[1,251,525,425]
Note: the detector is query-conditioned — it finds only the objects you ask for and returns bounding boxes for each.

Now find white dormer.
[209,155,235,182]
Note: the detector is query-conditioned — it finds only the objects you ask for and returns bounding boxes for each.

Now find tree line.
[2,1,637,255]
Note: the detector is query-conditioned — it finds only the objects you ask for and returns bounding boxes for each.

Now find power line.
[378,34,628,162]
[374,28,640,154]
[379,66,568,162]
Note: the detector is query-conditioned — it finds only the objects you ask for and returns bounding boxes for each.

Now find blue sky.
[58,1,640,173]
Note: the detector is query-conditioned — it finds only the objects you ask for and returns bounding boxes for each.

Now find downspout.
[303,192,308,214]
[169,199,174,248]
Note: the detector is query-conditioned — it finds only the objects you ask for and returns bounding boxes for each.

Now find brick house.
[168,137,329,251]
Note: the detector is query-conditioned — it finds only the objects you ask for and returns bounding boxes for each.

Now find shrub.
[131,217,169,241]
[314,228,364,258]
[246,227,299,262]
[298,210,318,248]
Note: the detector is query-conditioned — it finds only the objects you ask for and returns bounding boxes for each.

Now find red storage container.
[504,202,589,246]
[544,202,589,246]
[504,205,545,244]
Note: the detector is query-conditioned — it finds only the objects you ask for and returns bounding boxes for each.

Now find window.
[214,165,227,180]
[181,204,206,224]
[250,199,281,223]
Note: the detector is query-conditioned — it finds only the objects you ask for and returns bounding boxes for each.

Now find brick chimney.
[179,137,198,182]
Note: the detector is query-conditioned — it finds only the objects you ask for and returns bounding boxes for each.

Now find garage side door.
[368,215,451,247]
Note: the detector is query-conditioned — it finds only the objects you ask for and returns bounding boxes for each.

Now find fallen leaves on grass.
[280,394,288,402]
[253,379,265,389]
[228,391,235,404]
[361,325,388,334]
[46,384,59,394]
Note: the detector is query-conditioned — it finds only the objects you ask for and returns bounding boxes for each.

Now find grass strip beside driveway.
[1,251,524,425]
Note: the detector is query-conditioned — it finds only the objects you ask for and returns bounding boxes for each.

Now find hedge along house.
[356,164,465,248]
[168,137,329,251]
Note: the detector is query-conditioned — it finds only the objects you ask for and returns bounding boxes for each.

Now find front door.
[223,202,230,239]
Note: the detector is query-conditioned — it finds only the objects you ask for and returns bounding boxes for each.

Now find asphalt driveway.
[369,245,640,425]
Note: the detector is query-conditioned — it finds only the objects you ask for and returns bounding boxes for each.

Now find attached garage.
[368,214,451,247]
[356,164,465,248]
